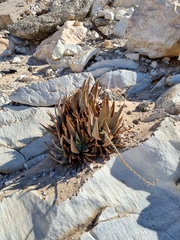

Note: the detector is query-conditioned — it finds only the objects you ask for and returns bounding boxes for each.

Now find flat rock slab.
[0,146,25,174]
[9,72,94,106]
[0,106,53,148]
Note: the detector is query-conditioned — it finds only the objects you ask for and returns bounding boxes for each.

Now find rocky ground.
[0,0,180,240]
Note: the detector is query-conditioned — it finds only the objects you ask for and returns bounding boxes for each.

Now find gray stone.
[166,74,180,86]
[20,133,52,161]
[87,59,138,72]
[127,0,180,58]
[0,106,53,148]
[89,67,113,78]
[113,0,142,8]
[24,154,49,170]
[113,17,129,38]
[69,47,99,72]
[155,84,180,115]
[0,146,25,174]
[9,72,94,106]
[97,69,138,90]
[8,0,93,40]
[0,190,56,239]
[45,118,180,240]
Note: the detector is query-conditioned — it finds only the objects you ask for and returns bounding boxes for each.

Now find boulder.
[127,0,180,58]
[33,21,87,61]
[9,72,94,106]
[155,84,180,115]
[8,0,93,40]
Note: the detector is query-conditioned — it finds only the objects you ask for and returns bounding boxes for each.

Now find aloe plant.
[43,78,126,166]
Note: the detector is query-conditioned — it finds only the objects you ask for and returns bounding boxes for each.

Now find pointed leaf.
[70,135,80,154]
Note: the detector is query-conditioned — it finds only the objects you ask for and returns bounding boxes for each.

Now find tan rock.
[127,0,180,58]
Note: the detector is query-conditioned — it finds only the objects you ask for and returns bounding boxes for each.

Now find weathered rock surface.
[87,59,138,72]
[33,21,87,61]
[113,17,129,38]
[113,0,142,8]
[46,118,180,239]
[0,106,52,148]
[166,74,180,86]
[0,0,31,30]
[155,84,180,115]
[69,47,99,72]
[10,72,94,106]
[8,0,93,40]
[97,70,151,92]
[127,0,180,58]
[0,190,57,239]
[0,146,25,174]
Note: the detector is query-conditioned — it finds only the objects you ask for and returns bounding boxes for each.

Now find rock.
[45,118,180,240]
[90,0,109,16]
[150,61,158,68]
[113,17,129,38]
[0,0,32,30]
[0,146,25,174]
[162,57,170,65]
[33,21,87,61]
[136,100,151,112]
[64,44,82,56]
[166,74,180,86]
[47,57,71,71]
[20,133,52,161]
[155,84,180,115]
[0,106,53,148]
[150,77,166,93]
[104,10,114,20]
[0,36,8,55]
[143,110,169,122]
[127,0,180,58]
[0,190,57,239]
[87,59,138,72]
[89,67,113,78]
[24,154,49,170]
[10,72,94,106]
[8,0,93,41]
[98,207,118,222]
[51,39,65,60]
[113,0,142,8]
[97,70,138,90]
[12,56,21,64]
[69,47,99,72]
[125,52,139,61]
[97,70,149,91]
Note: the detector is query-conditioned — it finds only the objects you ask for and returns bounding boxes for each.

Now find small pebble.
[33,176,37,181]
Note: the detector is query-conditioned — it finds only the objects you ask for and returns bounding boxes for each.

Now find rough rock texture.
[113,0,142,8]
[0,0,31,30]
[155,84,180,115]
[33,21,87,61]
[0,146,25,174]
[9,73,94,106]
[8,0,93,40]
[127,0,180,58]
[0,106,52,148]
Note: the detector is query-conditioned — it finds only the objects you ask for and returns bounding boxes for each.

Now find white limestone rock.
[51,39,65,60]
[69,47,99,72]
[97,70,147,90]
[0,190,56,239]
[127,0,180,58]
[87,59,138,72]
[10,72,94,106]
[90,0,109,16]
[47,56,71,71]
[166,74,180,86]
[155,84,180,115]
[89,67,113,78]
[33,21,87,62]
[0,147,25,174]
[0,106,53,148]
[104,10,114,20]
[113,17,129,38]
